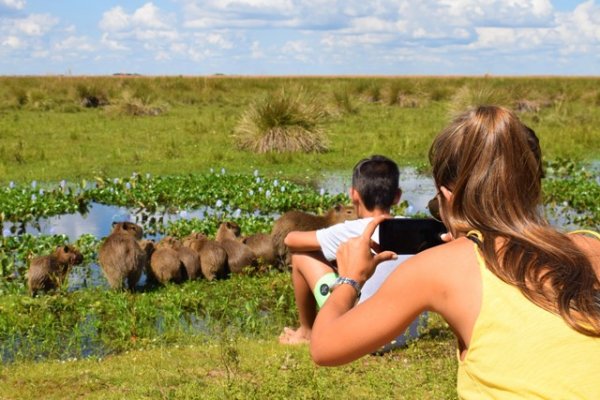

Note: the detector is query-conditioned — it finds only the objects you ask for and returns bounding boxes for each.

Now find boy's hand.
[335,216,397,285]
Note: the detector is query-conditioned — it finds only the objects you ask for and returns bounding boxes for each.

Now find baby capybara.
[216,222,257,274]
[27,245,83,296]
[182,233,228,280]
[271,204,358,267]
[242,233,276,267]
[98,221,146,290]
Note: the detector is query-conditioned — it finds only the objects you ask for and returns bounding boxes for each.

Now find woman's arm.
[309,216,438,366]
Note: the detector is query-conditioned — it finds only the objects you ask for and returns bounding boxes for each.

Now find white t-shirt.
[315,217,412,303]
[315,217,426,349]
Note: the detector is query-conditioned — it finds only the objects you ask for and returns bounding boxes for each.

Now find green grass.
[0,76,598,183]
[0,315,457,400]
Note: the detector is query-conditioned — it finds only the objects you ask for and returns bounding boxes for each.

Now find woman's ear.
[440,186,453,203]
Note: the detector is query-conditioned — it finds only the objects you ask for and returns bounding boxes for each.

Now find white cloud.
[55,36,94,52]
[13,14,58,36]
[282,39,309,53]
[250,40,264,58]
[99,6,130,32]
[0,0,25,11]
[101,33,129,51]
[1,35,22,48]
[132,2,169,28]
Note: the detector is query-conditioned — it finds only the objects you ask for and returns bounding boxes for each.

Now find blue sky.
[0,0,598,75]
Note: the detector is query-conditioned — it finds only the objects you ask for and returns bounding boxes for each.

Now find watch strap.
[329,276,362,299]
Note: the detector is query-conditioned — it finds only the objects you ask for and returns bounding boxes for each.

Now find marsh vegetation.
[0,76,598,399]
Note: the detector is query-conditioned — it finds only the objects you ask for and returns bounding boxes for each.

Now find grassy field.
[0,76,598,183]
[0,76,599,399]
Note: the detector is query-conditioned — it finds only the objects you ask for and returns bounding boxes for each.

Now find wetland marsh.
[0,76,598,399]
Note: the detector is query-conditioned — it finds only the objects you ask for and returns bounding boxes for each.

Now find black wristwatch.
[329,276,362,300]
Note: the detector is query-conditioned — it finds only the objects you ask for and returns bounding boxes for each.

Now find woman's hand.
[335,216,398,285]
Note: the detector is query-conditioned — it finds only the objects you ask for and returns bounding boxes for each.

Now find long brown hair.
[429,105,600,336]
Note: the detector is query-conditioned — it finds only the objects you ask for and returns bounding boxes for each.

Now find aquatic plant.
[542,159,600,229]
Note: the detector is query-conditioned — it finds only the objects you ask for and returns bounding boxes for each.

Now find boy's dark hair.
[352,155,400,211]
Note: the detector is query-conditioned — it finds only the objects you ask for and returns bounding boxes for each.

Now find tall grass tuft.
[234,87,329,153]
[106,90,167,117]
[332,89,359,115]
[448,83,513,117]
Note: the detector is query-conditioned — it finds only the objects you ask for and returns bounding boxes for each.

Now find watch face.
[319,283,330,296]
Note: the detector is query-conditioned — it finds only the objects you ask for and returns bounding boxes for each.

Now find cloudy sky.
[0,0,598,75]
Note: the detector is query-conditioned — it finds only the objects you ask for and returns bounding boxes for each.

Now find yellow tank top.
[457,231,600,399]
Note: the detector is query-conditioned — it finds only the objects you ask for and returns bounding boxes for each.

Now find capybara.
[139,239,156,283]
[98,221,146,290]
[242,233,276,267]
[271,204,358,267]
[216,222,257,274]
[27,245,83,295]
[149,244,186,284]
[182,233,228,280]
[111,221,143,240]
[157,236,202,281]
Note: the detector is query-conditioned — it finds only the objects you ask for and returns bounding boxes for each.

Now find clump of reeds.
[106,91,167,116]
[332,89,359,115]
[448,84,513,117]
[234,87,329,153]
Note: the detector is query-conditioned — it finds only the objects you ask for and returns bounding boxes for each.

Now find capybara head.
[157,236,182,250]
[111,221,143,240]
[216,221,242,242]
[139,239,155,257]
[326,204,358,225]
[53,245,84,266]
[223,221,241,237]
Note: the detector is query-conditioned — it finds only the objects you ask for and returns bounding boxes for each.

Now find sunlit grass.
[0,312,457,400]
[0,76,598,183]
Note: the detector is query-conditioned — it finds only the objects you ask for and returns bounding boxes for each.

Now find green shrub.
[234,87,329,153]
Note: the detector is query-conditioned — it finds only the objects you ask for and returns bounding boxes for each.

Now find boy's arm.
[284,230,321,252]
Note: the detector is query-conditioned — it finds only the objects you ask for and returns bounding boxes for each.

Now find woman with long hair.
[309,105,600,398]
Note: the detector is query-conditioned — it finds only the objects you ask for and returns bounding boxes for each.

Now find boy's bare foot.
[278,326,311,345]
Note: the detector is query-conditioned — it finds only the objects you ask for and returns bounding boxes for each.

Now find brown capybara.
[216,222,257,274]
[271,204,358,267]
[157,236,202,281]
[138,239,156,283]
[111,221,143,240]
[98,221,146,290]
[182,233,228,280]
[242,233,276,267]
[27,245,83,296]
[149,244,186,284]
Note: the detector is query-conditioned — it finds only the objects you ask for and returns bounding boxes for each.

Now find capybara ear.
[334,204,342,211]
[112,221,118,227]
[63,245,70,253]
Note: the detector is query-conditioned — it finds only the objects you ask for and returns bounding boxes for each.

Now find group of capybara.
[26,204,358,295]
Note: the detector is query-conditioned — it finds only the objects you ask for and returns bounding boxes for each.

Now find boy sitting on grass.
[279,155,418,345]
